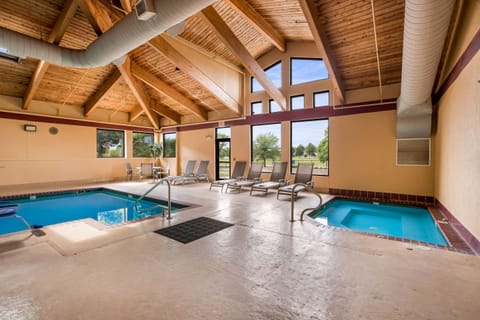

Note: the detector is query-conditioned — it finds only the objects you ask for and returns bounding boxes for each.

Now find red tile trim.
[436,200,480,255]
[328,188,435,207]
[433,27,480,104]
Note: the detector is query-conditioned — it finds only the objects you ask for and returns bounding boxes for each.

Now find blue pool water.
[0,189,184,235]
[311,199,447,246]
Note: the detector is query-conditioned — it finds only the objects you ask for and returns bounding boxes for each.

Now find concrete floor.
[0,181,479,320]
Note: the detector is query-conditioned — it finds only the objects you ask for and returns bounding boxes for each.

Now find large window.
[163,132,176,158]
[96,129,124,158]
[290,58,328,85]
[290,95,304,110]
[251,101,263,115]
[251,123,281,171]
[251,61,282,93]
[314,91,329,108]
[291,120,329,176]
[132,132,154,157]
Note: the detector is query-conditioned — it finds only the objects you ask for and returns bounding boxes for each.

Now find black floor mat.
[154,217,233,244]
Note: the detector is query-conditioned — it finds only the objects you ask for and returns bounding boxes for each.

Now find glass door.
[215,127,231,180]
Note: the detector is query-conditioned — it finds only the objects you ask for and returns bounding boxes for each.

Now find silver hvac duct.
[0,0,216,68]
[396,0,454,138]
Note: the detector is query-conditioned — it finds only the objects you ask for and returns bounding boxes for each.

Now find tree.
[317,128,329,165]
[306,143,316,157]
[253,133,280,165]
[295,144,305,157]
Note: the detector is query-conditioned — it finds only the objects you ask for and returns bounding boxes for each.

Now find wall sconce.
[24,124,37,132]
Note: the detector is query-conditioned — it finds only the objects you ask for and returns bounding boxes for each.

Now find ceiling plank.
[23,0,79,110]
[84,68,122,116]
[298,0,345,103]
[95,0,126,21]
[225,0,286,52]
[200,6,287,111]
[150,102,182,124]
[131,62,208,121]
[117,57,161,128]
[148,35,241,115]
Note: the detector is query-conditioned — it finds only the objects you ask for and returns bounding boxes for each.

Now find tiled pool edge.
[324,190,477,255]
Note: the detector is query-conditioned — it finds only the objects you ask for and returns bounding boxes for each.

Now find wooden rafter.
[95,0,126,21]
[148,35,242,115]
[131,62,208,121]
[84,69,122,116]
[78,0,113,35]
[225,0,286,52]
[117,57,161,128]
[129,106,144,121]
[200,6,287,111]
[150,101,182,124]
[298,0,345,103]
[23,0,79,109]
[119,0,132,13]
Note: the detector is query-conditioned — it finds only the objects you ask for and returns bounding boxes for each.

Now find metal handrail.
[289,183,323,222]
[135,178,172,220]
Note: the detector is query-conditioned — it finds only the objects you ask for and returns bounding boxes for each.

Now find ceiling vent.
[135,0,156,21]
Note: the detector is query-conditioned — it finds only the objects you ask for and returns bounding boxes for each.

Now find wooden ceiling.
[0,0,405,129]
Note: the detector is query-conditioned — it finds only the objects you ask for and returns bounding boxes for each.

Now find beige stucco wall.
[0,118,153,187]
[434,2,480,240]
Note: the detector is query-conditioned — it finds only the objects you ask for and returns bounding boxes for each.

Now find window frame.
[96,128,125,158]
[250,60,282,93]
[290,94,305,110]
[250,101,263,115]
[163,132,177,158]
[290,119,329,176]
[268,99,282,113]
[313,90,330,108]
[290,57,329,86]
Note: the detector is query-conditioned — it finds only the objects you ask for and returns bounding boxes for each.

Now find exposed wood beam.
[119,0,132,13]
[48,0,79,44]
[224,0,286,52]
[148,35,241,115]
[23,61,49,109]
[131,62,208,121]
[117,57,160,128]
[150,101,182,124]
[84,69,122,116]
[129,106,144,121]
[24,0,79,109]
[95,0,126,21]
[78,0,113,35]
[298,0,345,103]
[200,6,287,111]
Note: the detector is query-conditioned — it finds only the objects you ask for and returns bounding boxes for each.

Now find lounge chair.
[169,160,197,185]
[174,160,210,184]
[140,163,154,181]
[225,162,264,193]
[250,162,288,195]
[209,160,247,191]
[277,162,314,200]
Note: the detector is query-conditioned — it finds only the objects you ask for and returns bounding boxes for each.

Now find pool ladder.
[135,178,172,220]
[289,183,323,222]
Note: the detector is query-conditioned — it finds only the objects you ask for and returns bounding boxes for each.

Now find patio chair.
[175,160,210,184]
[276,162,314,200]
[169,160,197,185]
[140,163,154,181]
[225,162,264,193]
[250,162,288,195]
[209,160,247,191]
[125,162,133,181]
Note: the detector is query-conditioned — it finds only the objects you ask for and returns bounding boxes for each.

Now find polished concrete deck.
[1,181,479,319]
